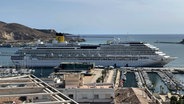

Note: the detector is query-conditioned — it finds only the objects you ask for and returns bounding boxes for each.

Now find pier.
[140,71,153,89]
[165,71,184,90]
[123,67,184,91]
[150,69,184,91]
[133,70,153,89]
[156,71,177,91]
[134,72,144,88]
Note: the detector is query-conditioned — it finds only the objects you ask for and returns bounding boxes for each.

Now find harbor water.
[148,72,169,94]
[1,35,184,67]
[0,34,184,93]
[123,72,137,87]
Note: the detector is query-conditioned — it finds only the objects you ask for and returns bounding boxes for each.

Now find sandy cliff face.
[1,31,14,40]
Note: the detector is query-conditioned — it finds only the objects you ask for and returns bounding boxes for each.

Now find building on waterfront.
[0,75,78,104]
[60,83,114,103]
[50,68,117,104]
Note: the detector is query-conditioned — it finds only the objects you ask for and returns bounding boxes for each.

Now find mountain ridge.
[0,21,85,45]
[0,21,55,42]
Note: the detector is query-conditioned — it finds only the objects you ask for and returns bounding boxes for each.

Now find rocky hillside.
[0,21,85,45]
[0,21,55,42]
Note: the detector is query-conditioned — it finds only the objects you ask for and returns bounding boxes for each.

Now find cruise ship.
[11,35,175,68]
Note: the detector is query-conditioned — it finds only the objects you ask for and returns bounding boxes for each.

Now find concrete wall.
[59,88,114,103]
[64,73,82,88]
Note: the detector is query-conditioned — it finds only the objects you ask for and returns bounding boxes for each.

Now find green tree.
[177,96,184,104]
[170,96,178,104]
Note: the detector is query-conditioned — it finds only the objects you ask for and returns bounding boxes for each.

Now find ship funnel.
[56,33,65,43]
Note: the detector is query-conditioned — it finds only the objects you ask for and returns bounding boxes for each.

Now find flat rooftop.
[0,75,78,104]
[80,69,115,89]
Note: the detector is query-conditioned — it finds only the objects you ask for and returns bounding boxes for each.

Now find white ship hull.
[11,41,175,68]
[12,55,174,68]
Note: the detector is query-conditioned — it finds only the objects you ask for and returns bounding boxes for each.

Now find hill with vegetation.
[0,21,85,44]
[0,21,56,43]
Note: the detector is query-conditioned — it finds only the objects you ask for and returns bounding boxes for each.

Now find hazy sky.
[1,0,184,34]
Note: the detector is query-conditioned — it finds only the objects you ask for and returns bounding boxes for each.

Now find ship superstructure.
[11,35,175,68]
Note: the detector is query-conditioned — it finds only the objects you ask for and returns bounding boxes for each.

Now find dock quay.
[140,71,153,89]
[152,69,184,91]
[122,67,184,73]
[115,69,120,88]
[156,71,177,91]
[134,72,144,88]
[133,70,153,89]
[122,67,184,91]
[161,70,184,91]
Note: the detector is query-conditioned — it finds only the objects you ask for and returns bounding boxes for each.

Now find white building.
[59,84,114,103]
[54,69,116,103]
